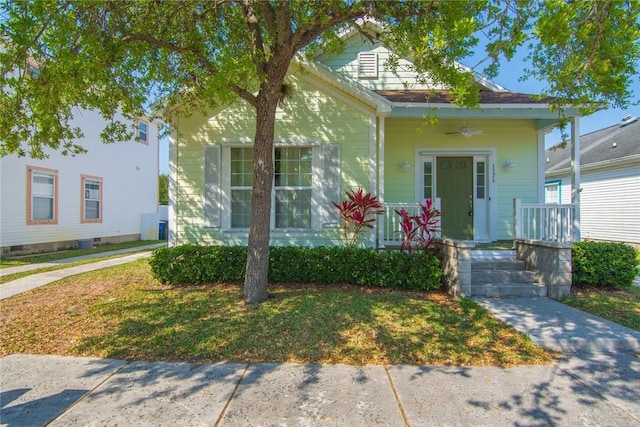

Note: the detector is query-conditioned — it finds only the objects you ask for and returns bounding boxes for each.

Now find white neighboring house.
[545,115,640,247]
[0,109,160,256]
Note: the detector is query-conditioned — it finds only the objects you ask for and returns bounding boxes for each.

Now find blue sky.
[158,52,639,175]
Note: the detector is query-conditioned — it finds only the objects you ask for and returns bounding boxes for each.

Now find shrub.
[572,241,637,287]
[332,188,384,247]
[151,245,443,291]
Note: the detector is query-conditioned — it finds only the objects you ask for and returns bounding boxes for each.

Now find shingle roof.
[374,90,552,104]
[545,116,640,173]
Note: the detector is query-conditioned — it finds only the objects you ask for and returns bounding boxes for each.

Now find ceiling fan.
[446,121,483,138]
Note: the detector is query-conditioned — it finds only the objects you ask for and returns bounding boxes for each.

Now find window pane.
[231,189,252,228]
[275,147,312,188]
[33,197,53,220]
[85,200,100,219]
[231,148,253,186]
[33,175,54,196]
[423,161,432,200]
[275,189,311,229]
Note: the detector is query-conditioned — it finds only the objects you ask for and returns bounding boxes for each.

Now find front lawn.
[561,286,640,331]
[0,240,163,268]
[0,260,553,367]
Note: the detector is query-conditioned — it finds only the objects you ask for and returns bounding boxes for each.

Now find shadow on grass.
[73,284,550,367]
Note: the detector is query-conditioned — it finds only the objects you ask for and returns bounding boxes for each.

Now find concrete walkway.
[1,244,639,425]
[0,243,165,301]
[1,352,638,426]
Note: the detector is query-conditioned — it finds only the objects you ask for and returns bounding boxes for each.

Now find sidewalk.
[0,243,165,301]
[1,352,638,426]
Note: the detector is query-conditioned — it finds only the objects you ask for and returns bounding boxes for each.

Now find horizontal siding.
[317,40,445,91]
[384,118,539,240]
[554,166,639,244]
[173,74,372,246]
[1,110,159,248]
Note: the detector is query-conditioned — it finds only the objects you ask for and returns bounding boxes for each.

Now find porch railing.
[513,199,574,243]
[380,200,441,246]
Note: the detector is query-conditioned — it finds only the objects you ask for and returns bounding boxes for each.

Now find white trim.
[537,129,546,203]
[377,116,385,247]
[546,153,640,178]
[571,117,581,241]
[369,116,377,195]
[415,147,498,242]
[168,124,178,246]
[296,70,379,118]
[294,58,392,116]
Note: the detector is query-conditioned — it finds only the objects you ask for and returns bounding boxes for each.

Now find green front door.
[437,157,473,240]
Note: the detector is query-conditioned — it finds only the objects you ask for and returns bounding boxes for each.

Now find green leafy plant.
[151,245,443,291]
[332,188,384,247]
[395,199,441,253]
[572,241,637,287]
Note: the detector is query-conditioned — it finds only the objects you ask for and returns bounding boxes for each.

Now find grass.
[0,259,553,367]
[0,240,164,267]
[561,286,640,332]
[0,240,164,284]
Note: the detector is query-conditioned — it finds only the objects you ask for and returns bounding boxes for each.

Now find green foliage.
[2,1,639,157]
[158,174,168,205]
[151,245,442,291]
[572,241,637,288]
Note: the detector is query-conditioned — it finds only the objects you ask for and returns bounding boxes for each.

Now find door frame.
[415,147,497,242]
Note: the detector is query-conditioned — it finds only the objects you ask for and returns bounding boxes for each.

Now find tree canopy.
[1,0,638,303]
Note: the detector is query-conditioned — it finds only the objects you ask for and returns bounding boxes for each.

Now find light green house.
[168,26,579,248]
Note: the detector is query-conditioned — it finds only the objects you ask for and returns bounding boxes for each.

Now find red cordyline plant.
[395,199,441,253]
[333,188,384,247]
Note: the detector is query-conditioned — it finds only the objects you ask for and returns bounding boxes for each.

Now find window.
[230,147,253,228]
[27,166,58,224]
[220,144,332,231]
[476,161,486,199]
[81,175,103,222]
[545,181,561,204]
[423,161,433,199]
[274,147,312,229]
[137,120,149,144]
[358,52,378,78]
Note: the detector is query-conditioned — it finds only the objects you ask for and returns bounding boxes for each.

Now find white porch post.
[377,115,386,247]
[168,125,178,247]
[571,117,581,242]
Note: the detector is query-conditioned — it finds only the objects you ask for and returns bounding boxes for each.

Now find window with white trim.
[545,181,561,204]
[27,166,57,224]
[274,147,312,229]
[230,147,253,228]
[82,175,103,222]
[213,144,339,231]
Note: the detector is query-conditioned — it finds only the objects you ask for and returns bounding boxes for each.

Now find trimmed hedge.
[572,241,637,288]
[150,245,443,291]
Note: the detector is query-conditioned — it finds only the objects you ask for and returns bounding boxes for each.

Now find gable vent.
[358,52,378,78]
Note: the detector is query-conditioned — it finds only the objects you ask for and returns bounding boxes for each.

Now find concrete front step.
[471,282,548,297]
[472,269,539,285]
[472,259,526,271]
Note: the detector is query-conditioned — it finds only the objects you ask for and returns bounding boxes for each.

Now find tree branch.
[120,33,257,107]
[240,0,268,69]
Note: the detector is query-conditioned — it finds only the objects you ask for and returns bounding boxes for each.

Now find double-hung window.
[229,147,253,228]
[274,147,312,229]
[137,119,149,144]
[82,175,103,222]
[27,166,58,224]
[206,143,340,231]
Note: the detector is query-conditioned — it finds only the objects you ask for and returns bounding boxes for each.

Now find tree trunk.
[244,94,279,304]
